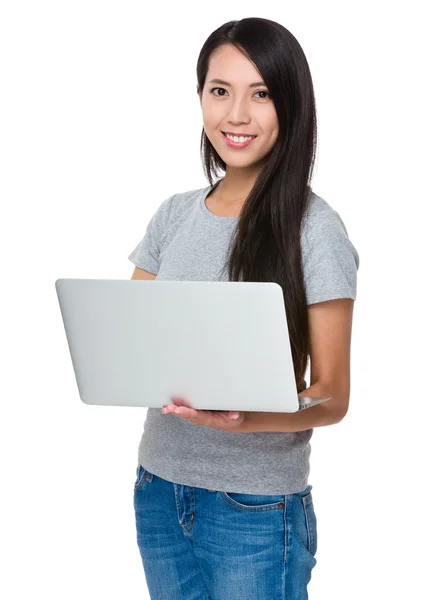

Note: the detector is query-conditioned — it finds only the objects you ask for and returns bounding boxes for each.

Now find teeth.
[226,133,254,143]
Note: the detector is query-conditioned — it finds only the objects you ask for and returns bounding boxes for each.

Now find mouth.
[221,131,257,149]
[222,132,257,139]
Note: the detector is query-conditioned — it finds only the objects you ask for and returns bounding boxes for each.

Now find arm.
[237,298,354,433]
[131,266,157,280]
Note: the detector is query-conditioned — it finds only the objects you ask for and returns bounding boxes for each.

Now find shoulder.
[301,189,360,270]
[167,184,211,219]
[170,185,209,205]
[302,191,357,255]
[149,185,206,223]
[300,190,360,303]
[302,190,348,237]
[171,185,209,201]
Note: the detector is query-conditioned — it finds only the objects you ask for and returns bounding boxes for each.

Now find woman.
[129,17,359,600]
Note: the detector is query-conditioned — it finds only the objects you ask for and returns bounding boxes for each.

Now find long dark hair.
[196,17,318,392]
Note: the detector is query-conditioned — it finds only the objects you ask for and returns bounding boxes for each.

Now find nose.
[225,97,252,125]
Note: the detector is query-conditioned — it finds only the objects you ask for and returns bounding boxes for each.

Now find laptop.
[55,278,331,413]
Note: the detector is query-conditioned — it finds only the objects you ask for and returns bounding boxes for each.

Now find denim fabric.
[133,463,318,599]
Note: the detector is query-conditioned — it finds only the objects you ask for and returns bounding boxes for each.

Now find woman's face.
[199,44,279,169]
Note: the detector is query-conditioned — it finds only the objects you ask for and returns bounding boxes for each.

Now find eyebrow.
[208,78,266,88]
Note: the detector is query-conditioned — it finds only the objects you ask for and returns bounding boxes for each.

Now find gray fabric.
[128,182,359,494]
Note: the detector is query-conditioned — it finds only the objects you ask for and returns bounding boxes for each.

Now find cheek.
[202,114,216,134]
[266,124,279,144]
[203,111,220,128]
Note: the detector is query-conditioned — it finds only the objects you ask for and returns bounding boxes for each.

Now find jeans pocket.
[134,464,147,492]
[218,491,285,512]
[301,491,318,556]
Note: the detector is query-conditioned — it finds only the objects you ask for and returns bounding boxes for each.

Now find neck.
[215,169,259,206]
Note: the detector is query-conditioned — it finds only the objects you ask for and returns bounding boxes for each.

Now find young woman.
[129,17,359,600]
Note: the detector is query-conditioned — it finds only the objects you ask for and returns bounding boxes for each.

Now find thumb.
[228,412,240,420]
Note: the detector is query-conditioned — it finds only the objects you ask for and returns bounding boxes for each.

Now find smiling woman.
[129,16,359,600]
[199,44,280,199]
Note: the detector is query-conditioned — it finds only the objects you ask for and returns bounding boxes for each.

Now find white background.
[1,1,431,598]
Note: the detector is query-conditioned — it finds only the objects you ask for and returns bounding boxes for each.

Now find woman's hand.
[161,396,245,432]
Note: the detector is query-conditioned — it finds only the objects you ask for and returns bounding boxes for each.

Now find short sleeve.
[301,207,360,305]
[128,194,176,274]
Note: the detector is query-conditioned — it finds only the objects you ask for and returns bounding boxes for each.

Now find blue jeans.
[133,463,318,599]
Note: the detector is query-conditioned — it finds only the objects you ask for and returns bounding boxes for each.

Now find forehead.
[207,44,263,85]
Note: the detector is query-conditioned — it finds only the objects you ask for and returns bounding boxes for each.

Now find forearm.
[237,382,345,433]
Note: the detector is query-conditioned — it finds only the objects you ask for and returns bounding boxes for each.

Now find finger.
[173,406,197,416]
[227,412,240,420]
[164,405,199,419]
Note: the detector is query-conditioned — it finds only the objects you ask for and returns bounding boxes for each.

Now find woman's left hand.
[161,396,245,432]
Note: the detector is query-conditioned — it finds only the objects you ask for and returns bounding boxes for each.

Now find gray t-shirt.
[128,182,360,494]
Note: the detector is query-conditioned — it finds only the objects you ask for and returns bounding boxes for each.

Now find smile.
[222,132,257,149]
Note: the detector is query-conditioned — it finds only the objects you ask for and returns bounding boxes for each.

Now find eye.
[209,87,271,99]
[210,87,227,97]
[254,90,271,99]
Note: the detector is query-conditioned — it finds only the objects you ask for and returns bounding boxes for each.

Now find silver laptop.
[55,279,331,413]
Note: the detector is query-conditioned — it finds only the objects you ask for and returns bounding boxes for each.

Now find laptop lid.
[55,279,331,413]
